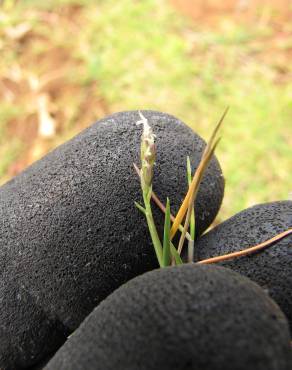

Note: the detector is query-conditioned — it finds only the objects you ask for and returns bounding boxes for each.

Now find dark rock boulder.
[0,110,224,369]
[45,264,292,370]
[195,201,292,328]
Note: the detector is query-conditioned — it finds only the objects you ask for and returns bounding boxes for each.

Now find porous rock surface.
[196,201,292,329]
[0,110,224,369]
[45,264,292,370]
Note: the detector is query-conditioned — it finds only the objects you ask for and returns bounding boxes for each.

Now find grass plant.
[135,110,292,267]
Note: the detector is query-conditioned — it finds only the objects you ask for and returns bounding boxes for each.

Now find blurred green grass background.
[0,0,291,221]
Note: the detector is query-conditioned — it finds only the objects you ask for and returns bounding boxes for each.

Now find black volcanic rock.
[195,201,292,328]
[0,110,224,369]
[45,264,292,370]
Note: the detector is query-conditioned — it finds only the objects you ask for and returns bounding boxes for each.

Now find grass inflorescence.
[135,110,292,267]
[135,109,226,267]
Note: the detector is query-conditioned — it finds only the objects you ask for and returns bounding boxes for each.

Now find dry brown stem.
[197,229,292,265]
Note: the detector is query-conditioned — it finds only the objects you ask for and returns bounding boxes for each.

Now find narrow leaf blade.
[187,156,196,249]
[134,201,146,215]
[170,243,183,265]
[162,198,171,267]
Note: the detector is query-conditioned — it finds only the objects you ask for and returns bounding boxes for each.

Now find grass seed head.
[137,112,156,190]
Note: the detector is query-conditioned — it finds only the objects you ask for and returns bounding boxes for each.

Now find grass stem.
[187,156,195,262]
[133,163,192,241]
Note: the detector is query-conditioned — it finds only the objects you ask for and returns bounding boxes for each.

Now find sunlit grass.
[77,0,291,219]
[0,0,291,219]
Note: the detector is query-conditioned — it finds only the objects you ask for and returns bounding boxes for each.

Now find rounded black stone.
[45,264,292,370]
[0,110,224,369]
[195,201,292,329]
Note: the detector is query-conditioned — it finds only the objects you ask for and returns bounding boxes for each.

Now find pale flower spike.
[135,112,164,266]
[137,112,156,190]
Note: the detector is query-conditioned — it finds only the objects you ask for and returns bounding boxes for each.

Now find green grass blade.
[162,197,171,267]
[134,201,146,215]
[187,156,195,241]
[187,156,195,262]
[170,242,183,265]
